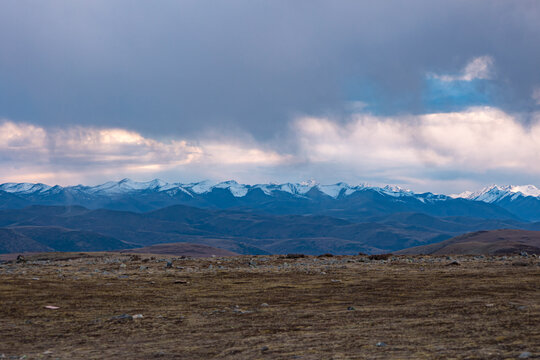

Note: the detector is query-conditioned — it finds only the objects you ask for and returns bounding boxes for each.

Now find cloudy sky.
[1,0,540,193]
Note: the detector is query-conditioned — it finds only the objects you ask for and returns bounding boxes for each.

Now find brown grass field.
[1,253,539,359]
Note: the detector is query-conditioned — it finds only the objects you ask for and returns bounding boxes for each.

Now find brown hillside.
[397,229,540,255]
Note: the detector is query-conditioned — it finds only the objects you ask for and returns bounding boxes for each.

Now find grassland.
[1,253,539,359]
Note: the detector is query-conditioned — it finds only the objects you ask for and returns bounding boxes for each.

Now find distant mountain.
[0,225,127,254]
[0,179,520,221]
[396,229,540,255]
[1,205,539,255]
[121,242,238,257]
[454,185,540,221]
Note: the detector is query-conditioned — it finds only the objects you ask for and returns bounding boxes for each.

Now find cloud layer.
[2,106,540,193]
[1,1,540,139]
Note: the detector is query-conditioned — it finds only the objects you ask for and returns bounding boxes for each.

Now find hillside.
[0,226,128,254]
[396,229,540,255]
[2,204,539,255]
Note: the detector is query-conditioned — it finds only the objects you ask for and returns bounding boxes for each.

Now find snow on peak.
[0,182,51,194]
[185,180,217,194]
[212,180,249,197]
[317,183,351,198]
[376,185,414,197]
[455,184,540,203]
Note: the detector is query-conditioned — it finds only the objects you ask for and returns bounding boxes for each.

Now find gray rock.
[376,342,387,347]
[261,346,269,353]
[165,261,173,268]
[519,352,532,359]
[110,314,133,321]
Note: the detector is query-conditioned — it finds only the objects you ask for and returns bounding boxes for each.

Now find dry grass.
[1,253,539,359]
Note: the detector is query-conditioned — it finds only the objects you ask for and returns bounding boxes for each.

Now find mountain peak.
[456,184,540,203]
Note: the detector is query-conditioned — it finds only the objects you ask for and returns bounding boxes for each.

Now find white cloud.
[294,107,540,176]
[0,120,290,185]
[2,107,540,193]
[432,56,494,82]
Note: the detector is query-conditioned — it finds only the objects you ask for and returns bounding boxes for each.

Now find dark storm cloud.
[0,0,539,140]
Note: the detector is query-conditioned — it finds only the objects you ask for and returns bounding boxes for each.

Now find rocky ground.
[0,252,539,359]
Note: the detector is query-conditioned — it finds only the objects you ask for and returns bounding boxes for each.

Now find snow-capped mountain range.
[1,179,540,221]
[0,178,423,199]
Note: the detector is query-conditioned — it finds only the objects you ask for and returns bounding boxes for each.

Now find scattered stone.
[446,260,461,266]
[512,261,529,267]
[132,314,144,319]
[317,253,334,258]
[261,346,269,353]
[485,303,495,307]
[119,263,127,268]
[260,303,269,307]
[233,308,252,314]
[16,255,26,264]
[519,352,532,359]
[368,254,392,261]
[31,277,39,281]
[376,342,387,347]
[139,266,148,270]
[520,251,529,257]
[166,261,173,268]
[44,305,60,310]
[129,255,141,262]
[330,279,341,283]
[109,314,133,321]
[174,280,188,284]
[347,306,356,311]
[286,254,305,259]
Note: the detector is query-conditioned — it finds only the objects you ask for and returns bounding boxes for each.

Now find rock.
[260,303,269,307]
[166,261,173,268]
[110,314,133,321]
[368,254,392,261]
[174,280,188,284]
[376,342,387,347]
[518,352,532,358]
[446,260,461,266]
[286,253,305,259]
[520,251,529,257]
[16,255,26,264]
[347,306,356,311]
[261,346,269,353]
[132,314,144,319]
[119,263,127,268]
[44,305,60,310]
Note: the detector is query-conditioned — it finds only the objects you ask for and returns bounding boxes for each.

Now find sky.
[1,0,540,193]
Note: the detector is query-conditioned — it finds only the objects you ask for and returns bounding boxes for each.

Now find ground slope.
[396,229,540,255]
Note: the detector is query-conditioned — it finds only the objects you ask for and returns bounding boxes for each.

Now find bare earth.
[1,253,539,359]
